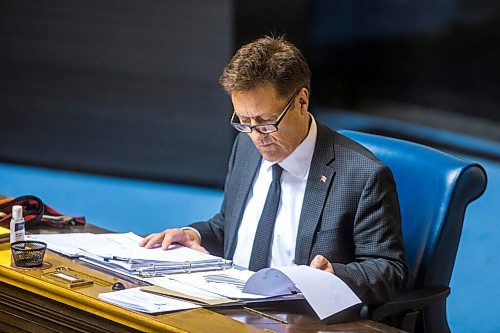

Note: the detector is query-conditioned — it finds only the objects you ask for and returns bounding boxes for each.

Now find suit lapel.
[294,125,337,265]
[225,136,261,259]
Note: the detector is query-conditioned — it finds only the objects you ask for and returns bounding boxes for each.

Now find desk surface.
[0,224,403,333]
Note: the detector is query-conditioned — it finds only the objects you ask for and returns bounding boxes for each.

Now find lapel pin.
[320,175,327,183]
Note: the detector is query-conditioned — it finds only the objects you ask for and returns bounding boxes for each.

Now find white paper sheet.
[98,287,200,313]
[26,233,95,257]
[28,232,223,262]
[166,268,269,300]
[147,276,228,301]
[243,265,361,320]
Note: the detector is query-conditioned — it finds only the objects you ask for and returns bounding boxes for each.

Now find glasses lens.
[231,123,251,132]
[255,125,277,134]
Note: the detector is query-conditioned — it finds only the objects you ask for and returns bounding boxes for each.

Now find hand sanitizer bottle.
[10,205,25,244]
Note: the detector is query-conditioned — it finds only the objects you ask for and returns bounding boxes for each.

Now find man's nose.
[249,127,267,140]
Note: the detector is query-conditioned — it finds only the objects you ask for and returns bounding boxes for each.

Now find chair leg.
[422,299,450,333]
[400,310,420,333]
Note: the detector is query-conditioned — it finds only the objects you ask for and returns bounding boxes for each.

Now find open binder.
[81,256,233,277]
[27,232,233,277]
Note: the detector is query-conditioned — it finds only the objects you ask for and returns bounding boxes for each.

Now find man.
[140,36,407,304]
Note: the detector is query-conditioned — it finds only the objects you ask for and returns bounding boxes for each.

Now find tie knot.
[272,163,283,181]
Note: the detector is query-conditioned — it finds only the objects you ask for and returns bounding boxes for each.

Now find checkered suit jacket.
[190,123,408,304]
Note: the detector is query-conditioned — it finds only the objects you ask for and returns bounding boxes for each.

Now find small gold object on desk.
[43,267,94,288]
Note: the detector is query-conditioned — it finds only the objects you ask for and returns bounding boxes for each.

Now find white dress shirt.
[232,115,318,269]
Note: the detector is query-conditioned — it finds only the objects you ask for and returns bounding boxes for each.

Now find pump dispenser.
[10,205,25,244]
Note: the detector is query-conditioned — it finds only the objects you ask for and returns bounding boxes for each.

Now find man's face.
[231,84,310,162]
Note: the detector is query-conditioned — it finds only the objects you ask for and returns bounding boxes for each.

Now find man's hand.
[139,228,208,253]
[309,255,334,274]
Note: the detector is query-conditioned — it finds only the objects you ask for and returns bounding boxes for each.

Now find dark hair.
[219,36,311,98]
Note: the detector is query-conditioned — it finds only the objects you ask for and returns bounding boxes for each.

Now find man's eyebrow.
[237,114,270,121]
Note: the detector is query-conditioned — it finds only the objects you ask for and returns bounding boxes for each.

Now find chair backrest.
[338,130,487,290]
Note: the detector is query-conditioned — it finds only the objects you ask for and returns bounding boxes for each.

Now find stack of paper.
[98,287,200,313]
[26,232,233,277]
[142,266,361,319]
[147,268,274,302]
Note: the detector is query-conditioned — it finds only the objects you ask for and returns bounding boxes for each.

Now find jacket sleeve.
[332,165,408,304]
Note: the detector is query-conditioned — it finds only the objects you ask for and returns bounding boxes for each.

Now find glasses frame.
[230,89,301,134]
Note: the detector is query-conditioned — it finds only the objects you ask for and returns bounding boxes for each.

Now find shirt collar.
[264,114,317,179]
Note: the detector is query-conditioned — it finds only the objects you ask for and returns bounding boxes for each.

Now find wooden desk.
[0,224,403,333]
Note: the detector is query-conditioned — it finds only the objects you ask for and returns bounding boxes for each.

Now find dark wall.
[0,1,233,187]
[309,0,500,123]
[234,0,309,49]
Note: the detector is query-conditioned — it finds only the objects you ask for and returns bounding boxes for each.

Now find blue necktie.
[248,163,283,271]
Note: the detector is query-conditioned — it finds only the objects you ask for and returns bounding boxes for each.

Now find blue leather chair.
[338,130,487,333]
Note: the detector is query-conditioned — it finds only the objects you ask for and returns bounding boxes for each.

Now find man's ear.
[298,88,309,114]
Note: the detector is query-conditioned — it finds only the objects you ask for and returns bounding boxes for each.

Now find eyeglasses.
[230,90,300,134]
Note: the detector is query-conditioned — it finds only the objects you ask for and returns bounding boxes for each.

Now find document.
[98,287,200,313]
[146,271,249,303]
[144,266,359,319]
[27,232,233,277]
[165,268,270,300]
[142,268,304,306]
[243,266,361,320]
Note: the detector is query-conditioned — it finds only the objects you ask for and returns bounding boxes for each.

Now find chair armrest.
[371,285,450,321]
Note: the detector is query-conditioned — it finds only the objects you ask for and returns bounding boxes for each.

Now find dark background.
[1,0,499,188]
[0,0,233,188]
[308,1,500,131]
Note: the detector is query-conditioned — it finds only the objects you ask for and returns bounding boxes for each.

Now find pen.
[103,256,132,262]
[203,274,246,288]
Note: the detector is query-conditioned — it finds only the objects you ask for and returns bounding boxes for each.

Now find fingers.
[138,232,162,248]
[189,243,209,254]
[139,228,185,250]
[160,230,179,250]
[180,229,204,251]
[139,228,205,253]
[309,255,334,274]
